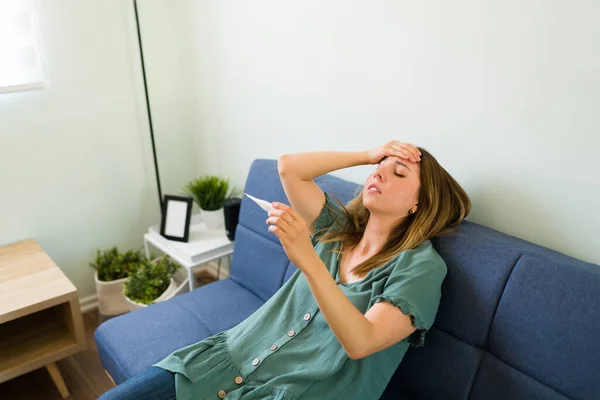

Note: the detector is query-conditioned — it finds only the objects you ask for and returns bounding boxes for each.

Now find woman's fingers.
[267,217,291,238]
[376,141,421,164]
[385,142,405,158]
[271,202,301,222]
[268,224,291,245]
[402,143,422,158]
[391,142,421,162]
[268,224,285,236]
[267,208,293,224]
[266,205,298,236]
[390,145,416,162]
[267,215,291,228]
[267,210,294,225]
[267,203,309,242]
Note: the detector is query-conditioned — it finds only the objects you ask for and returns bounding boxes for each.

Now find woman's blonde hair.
[315,147,471,276]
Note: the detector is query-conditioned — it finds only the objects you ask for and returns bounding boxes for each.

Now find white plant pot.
[201,207,224,229]
[123,278,178,312]
[95,271,130,317]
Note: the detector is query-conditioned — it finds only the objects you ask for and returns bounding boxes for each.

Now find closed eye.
[377,163,405,177]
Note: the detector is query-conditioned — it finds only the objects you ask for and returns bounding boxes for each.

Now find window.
[0,0,45,93]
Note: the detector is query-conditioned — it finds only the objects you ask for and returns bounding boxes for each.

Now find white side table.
[143,214,234,292]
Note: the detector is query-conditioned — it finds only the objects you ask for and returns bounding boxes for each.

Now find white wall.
[187,0,600,265]
[1,0,597,302]
[0,0,196,299]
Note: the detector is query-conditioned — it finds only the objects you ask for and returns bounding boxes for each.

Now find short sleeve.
[310,192,349,244]
[369,254,447,347]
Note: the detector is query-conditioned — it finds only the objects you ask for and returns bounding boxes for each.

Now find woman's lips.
[367,184,381,194]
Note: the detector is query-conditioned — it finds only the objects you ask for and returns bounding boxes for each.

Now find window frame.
[0,0,46,94]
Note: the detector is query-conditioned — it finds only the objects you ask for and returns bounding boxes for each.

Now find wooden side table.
[0,239,87,398]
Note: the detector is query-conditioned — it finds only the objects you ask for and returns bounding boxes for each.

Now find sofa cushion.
[228,224,292,302]
[470,353,570,400]
[171,277,264,334]
[432,231,521,347]
[391,327,484,399]
[488,254,600,399]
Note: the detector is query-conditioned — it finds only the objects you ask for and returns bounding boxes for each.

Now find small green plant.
[183,175,236,211]
[123,254,180,305]
[90,247,143,282]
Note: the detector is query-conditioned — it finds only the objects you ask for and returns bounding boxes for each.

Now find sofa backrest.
[385,223,600,400]
[230,159,600,400]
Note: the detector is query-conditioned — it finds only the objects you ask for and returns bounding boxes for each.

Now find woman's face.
[362,156,421,218]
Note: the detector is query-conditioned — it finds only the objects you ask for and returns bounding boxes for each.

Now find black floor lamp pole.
[134,0,163,214]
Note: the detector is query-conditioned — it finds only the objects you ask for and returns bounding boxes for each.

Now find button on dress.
[153,192,448,399]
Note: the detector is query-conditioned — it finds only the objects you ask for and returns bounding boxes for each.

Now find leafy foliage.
[183,175,236,211]
[90,247,143,282]
[123,254,180,305]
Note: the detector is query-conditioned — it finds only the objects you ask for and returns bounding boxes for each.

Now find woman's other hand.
[266,202,319,270]
[366,141,422,164]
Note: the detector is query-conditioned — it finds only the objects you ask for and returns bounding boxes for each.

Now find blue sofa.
[95,159,600,399]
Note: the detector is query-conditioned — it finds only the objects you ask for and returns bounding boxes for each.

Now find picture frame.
[160,195,193,242]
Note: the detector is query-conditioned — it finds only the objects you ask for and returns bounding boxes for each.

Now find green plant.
[183,175,236,211]
[90,247,143,282]
[123,254,180,305]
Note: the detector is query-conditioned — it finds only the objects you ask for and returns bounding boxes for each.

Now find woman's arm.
[301,254,415,360]
[278,151,370,234]
[267,203,415,360]
[278,142,421,234]
[278,151,370,181]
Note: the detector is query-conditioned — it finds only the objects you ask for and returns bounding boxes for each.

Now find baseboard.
[79,294,98,314]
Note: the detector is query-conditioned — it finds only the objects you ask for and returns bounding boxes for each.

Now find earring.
[409,209,416,214]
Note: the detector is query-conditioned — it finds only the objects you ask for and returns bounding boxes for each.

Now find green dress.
[153,192,448,400]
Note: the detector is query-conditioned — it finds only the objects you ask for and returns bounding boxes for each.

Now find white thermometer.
[244,192,274,213]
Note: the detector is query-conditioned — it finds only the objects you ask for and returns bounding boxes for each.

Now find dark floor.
[0,309,115,400]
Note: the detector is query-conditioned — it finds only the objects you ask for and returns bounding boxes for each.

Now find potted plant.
[123,254,182,311]
[90,247,143,316]
[183,175,236,229]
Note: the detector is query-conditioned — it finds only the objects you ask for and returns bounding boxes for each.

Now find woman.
[98,141,471,400]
